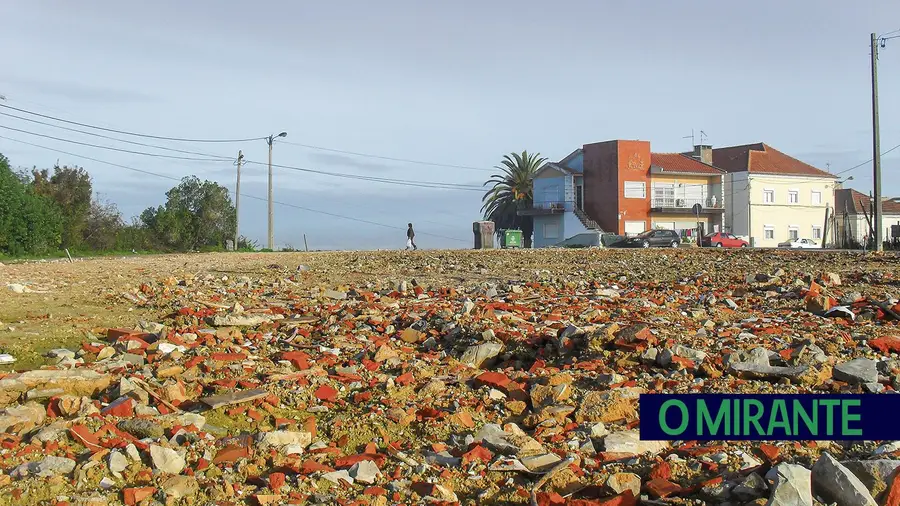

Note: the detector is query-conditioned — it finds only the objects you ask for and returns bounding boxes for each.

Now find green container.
[501,229,523,249]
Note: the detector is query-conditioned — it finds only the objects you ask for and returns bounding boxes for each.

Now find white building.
[714,143,837,247]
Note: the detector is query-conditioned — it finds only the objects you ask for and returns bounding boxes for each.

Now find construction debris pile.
[1,250,899,505]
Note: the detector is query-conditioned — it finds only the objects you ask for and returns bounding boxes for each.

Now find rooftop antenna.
[683,129,695,148]
[699,130,708,145]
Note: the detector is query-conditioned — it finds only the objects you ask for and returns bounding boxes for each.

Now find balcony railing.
[650,197,723,210]
[517,200,574,215]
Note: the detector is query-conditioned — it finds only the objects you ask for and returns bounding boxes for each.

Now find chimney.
[692,145,712,165]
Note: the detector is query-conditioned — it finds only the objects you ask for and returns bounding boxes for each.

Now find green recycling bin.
[501,229,523,249]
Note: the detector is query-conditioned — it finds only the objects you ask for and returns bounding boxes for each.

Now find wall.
[563,152,584,173]
[583,140,651,235]
[746,174,836,247]
[563,209,591,240]
[533,173,568,206]
[532,214,564,248]
[724,172,750,237]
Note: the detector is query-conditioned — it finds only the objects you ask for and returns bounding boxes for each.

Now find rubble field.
[1,248,900,506]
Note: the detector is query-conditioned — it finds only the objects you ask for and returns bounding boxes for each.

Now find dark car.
[700,232,749,248]
[618,229,681,248]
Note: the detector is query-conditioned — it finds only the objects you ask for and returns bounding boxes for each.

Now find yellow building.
[713,143,837,247]
[648,150,725,239]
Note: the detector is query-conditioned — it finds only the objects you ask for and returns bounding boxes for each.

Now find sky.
[1,1,898,250]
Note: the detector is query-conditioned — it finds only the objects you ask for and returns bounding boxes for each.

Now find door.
[650,230,668,246]
[575,185,583,210]
[624,221,645,237]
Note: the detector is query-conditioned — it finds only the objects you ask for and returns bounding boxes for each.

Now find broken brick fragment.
[213,444,251,464]
[123,487,156,506]
[644,478,681,498]
[314,385,339,402]
[461,444,493,465]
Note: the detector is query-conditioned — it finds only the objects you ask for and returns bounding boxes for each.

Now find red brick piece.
[123,487,156,506]
[869,336,900,354]
[649,461,671,480]
[101,397,135,418]
[461,445,493,465]
[213,444,250,464]
[314,385,338,402]
[281,351,310,370]
[645,478,681,499]
[475,371,511,389]
[884,470,900,506]
[268,472,286,492]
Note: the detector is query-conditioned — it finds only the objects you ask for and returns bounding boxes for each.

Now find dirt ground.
[1,248,896,372]
[1,248,900,505]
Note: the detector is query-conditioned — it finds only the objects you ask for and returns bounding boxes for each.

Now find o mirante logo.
[640,394,896,441]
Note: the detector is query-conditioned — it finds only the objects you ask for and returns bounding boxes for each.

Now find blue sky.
[1,1,898,250]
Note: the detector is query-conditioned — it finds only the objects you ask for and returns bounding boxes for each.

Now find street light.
[266,132,288,250]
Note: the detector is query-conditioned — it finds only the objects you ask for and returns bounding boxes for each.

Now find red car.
[701,232,749,248]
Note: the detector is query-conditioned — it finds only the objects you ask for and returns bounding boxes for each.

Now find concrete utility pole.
[871,32,883,251]
[235,150,243,250]
[266,132,288,250]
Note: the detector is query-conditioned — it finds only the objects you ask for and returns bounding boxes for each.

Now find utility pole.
[871,32,883,251]
[234,150,243,250]
[266,132,288,250]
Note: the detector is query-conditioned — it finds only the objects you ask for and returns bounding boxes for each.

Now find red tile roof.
[711,143,835,177]
[835,188,900,215]
[650,153,724,175]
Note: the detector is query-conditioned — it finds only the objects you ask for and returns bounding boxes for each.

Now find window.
[764,226,775,240]
[763,189,775,203]
[812,226,822,240]
[624,181,646,199]
[652,183,675,207]
[543,223,559,239]
[788,190,799,204]
[811,191,822,205]
[789,227,799,240]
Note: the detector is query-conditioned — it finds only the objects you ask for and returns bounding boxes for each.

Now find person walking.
[405,223,418,250]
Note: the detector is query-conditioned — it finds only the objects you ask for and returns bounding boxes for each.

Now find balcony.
[517,200,574,216]
[650,197,724,213]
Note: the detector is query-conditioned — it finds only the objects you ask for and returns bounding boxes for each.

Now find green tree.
[0,154,63,255]
[31,165,93,249]
[140,176,236,251]
[83,197,125,251]
[481,150,547,248]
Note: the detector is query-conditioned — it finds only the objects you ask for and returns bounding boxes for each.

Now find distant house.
[520,140,725,247]
[518,148,599,248]
[834,188,900,247]
[712,143,836,247]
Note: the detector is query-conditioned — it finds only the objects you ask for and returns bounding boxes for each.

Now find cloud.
[306,152,391,172]
[0,75,158,104]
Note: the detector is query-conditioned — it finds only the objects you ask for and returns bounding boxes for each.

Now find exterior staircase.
[574,208,602,231]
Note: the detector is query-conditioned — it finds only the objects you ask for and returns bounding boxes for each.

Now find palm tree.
[481,151,547,248]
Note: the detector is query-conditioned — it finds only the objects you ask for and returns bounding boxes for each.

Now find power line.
[0,124,232,163]
[243,159,484,191]
[0,103,266,143]
[833,142,900,176]
[0,134,470,244]
[0,111,236,159]
[0,135,183,182]
[0,114,486,192]
[279,140,495,173]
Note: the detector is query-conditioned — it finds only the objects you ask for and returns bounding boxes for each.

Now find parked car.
[617,229,681,248]
[778,238,818,249]
[701,232,749,248]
